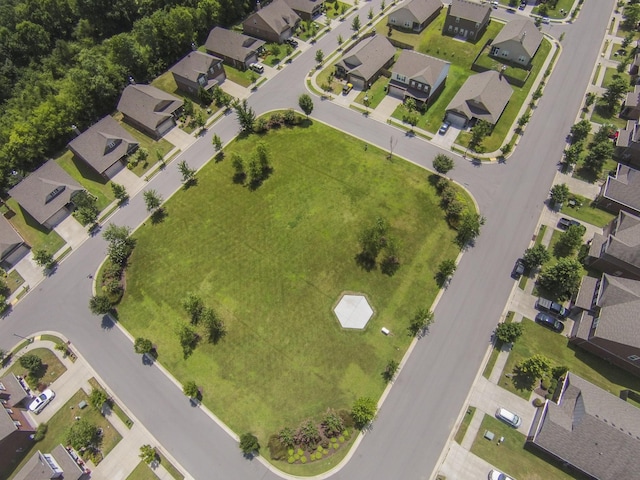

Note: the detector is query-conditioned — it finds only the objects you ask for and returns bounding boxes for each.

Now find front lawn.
[117,121,471,455]
[355,76,389,109]
[560,193,615,228]
[470,414,583,480]
[5,389,122,478]
[499,318,640,400]
[222,65,254,88]
[127,462,158,480]
[5,199,65,254]
[56,150,114,211]
[591,101,627,129]
[600,67,620,88]
[114,117,174,177]
[531,0,574,19]
[5,347,67,388]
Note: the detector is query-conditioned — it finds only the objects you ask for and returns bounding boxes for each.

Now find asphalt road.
[0,1,614,479]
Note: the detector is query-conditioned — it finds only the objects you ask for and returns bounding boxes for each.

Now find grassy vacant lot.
[5,348,66,388]
[6,390,121,479]
[471,414,585,480]
[56,150,114,211]
[127,462,158,480]
[499,318,640,400]
[5,199,65,254]
[560,193,615,227]
[118,121,470,449]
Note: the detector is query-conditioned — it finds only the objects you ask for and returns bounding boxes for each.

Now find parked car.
[29,388,55,414]
[438,121,451,135]
[249,63,264,74]
[557,217,581,230]
[535,312,565,333]
[519,1,526,9]
[342,83,353,95]
[536,297,568,319]
[512,258,526,279]
[495,407,522,428]
[489,469,515,480]
[491,1,499,8]
[541,16,550,24]
[285,38,298,48]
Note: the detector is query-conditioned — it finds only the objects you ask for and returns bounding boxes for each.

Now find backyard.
[117,120,472,459]
[499,318,640,400]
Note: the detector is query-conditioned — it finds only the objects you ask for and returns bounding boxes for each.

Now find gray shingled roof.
[335,35,396,81]
[446,70,513,124]
[0,374,30,408]
[624,85,640,108]
[595,274,640,348]
[8,161,83,225]
[117,85,183,132]
[68,116,138,175]
[393,50,449,87]
[170,51,223,89]
[491,17,543,57]
[575,275,599,311]
[530,373,640,480]
[245,0,300,36]
[13,446,85,480]
[283,0,321,15]
[390,0,443,23]
[0,407,16,442]
[0,215,24,260]
[205,28,266,63]
[602,163,640,212]
[449,0,490,23]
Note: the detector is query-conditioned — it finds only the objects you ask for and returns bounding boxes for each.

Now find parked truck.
[536,297,568,319]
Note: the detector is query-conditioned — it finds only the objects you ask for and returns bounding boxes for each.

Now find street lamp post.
[13,333,33,343]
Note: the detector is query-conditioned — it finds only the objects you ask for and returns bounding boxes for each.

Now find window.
[491,46,499,56]
[448,25,453,31]
[502,50,509,57]
[198,75,207,86]
[404,21,411,27]
[455,17,459,23]
[518,55,527,64]
[629,355,640,362]
[397,74,407,82]
[410,80,415,87]
[390,17,396,24]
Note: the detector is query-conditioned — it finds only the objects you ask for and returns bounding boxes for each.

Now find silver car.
[495,407,522,428]
[28,388,55,414]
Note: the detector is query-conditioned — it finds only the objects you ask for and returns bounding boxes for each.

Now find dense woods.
[0,0,251,191]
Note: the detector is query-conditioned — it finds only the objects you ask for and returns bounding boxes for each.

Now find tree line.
[0,0,251,192]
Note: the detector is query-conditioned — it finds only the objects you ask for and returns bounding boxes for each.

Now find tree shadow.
[512,367,537,392]
[182,178,198,190]
[354,252,376,272]
[150,208,167,224]
[101,315,116,330]
[233,172,246,184]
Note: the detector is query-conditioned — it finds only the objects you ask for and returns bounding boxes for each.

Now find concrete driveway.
[430,125,461,150]
[112,168,146,198]
[162,127,196,152]
[54,216,87,251]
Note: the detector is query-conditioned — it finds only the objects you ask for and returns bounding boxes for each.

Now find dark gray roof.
[0,374,30,408]
[0,215,24,260]
[282,0,322,15]
[595,274,640,348]
[624,85,640,108]
[245,0,300,36]
[335,35,396,81]
[393,50,449,86]
[8,161,83,225]
[68,116,138,175]
[530,373,640,480]
[602,163,640,213]
[492,17,543,57]
[13,445,84,480]
[0,407,16,442]
[449,0,490,23]
[446,70,513,124]
[390,0,443,23]
[117,85,183,132]
[205,28,266,63]
[575,275,599,311]
[170,51,223,88]
[587,231,606,261]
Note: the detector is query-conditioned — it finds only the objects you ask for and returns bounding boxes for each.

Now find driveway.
[430,125,461,149]
[162,127,196,152]
[54,216,87,251]
[112,166,147,198]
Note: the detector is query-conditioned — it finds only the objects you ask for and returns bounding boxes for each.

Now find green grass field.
[560,193,615,227]
[126,462,159,480]
[117,121,471,451]
[5,348,67,387]
[499,318,640,400]
[4,199,65,254]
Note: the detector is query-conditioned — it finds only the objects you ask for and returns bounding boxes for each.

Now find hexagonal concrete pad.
[334,294,373,329]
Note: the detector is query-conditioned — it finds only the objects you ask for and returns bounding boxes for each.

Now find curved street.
[0,0,614,479]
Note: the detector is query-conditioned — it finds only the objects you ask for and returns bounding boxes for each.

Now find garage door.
[445,112,468,129]
[349,76,365,89]
[103,159,126,179]
[156,118,176,137]
[44,206,71,229]
[388,84,405,100]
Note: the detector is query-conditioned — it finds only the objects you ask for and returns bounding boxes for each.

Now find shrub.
[297,448,304,456]
[19,354,42,376]
[288,448,294,456]
[279,426,296,448]
[316,446,323,453]
[322,409,344,437]
[339,436,345,443]
[89,388,108,411]
[332,443,339,450]
[300,455,307,463]
[549,378,558,395]
[540,378,550,390]
[268,434,287,460]
[533,398,545,407]
[294,453,300,461]
[288,456,295,464]
[309,453,316,460]
[283,109,297,125]
[34,423,48,441]
[296,420,321,449]
[239,432,260,455]
[330,437,337,443]
[552,365,569,379]
[343,429,350,437]
[254,117,268,133]
[268,112,284,128]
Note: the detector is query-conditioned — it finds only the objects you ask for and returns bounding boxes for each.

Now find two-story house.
[170,51,226,96]
[334,35,396,89]
[243,0,301,44]
[489,17,543,66]
[388,50,450,107]
[387,0,443,33]
[205,27,265,71]
[442,0,491,42]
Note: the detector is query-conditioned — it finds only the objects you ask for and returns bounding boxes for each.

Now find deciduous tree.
[517,354,552,380]
[298,93,314,118]
[456,211,485,246]
[408,307,434,336]
[495,322,524,344]
[139,444,157,464]
[183,380,199,398]
[522,244,550,270]
[432,154,454,175]
[549,183,570,206]
[351,397,377,429]
[89,294,112,315]
[239,432,260,455]
[143,189,162,212]
[65,418,98,451]
[537,257,583,301]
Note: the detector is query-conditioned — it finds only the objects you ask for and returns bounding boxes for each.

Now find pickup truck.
[536,297,568,319]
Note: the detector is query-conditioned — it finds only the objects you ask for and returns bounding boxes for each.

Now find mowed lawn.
[118,121,469,444]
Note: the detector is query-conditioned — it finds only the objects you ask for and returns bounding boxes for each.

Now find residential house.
[205,27,266,70]
[282,0,322,21]
[442,0,491,42]
[0,215,28,269]
[585,210,640,280]
[445,70,513,128]
[621,85,640,120]
[615,120,640,167]
[527,372,640,480]
[117,85,183,139]
[68,116,139,179]
[388,50,450,107]
[170,51,226,96]
[0,374,35,475]
[630,52,640,75]
[13,445,87,480]
[387,0,443,33]
[571,274,640,376]
[489,17,543,66]
[596,164,640,217]
[334,35,396,89]
[8,161,83,230]
[243,0,301,44]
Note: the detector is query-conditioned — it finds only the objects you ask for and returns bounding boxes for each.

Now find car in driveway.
[512,258,525,278]
[537,297,568,319]
[284,38,298,48]
[557,217,581,230]
[28,388,55,414]
[489,469,515,480]
[342,83,353,95]
[535,312,565,333]
[495,407,522,428]
[438,121,451,135]
[249,63,264,74]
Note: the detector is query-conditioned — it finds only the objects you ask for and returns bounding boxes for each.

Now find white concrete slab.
[54,215,88,251]
[334,294,374,329]
[162,127,196,151]
[13,252,45,289]
[112,167,146,197]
